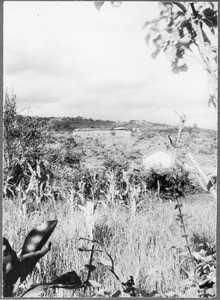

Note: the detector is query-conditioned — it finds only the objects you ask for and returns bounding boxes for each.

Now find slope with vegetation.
[3,0,217,297]
[3,93,217,297]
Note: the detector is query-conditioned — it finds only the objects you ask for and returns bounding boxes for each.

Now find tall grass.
[3,193,216,297]
[3,95,216,297]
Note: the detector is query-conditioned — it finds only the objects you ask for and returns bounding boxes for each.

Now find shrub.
[103,155,129,172]
[142,164,193,200]
[3,93,53,200]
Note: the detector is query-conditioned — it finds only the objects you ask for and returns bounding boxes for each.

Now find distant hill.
[37,116,118,131]
[39,117,174,132]
[21,115,216,137]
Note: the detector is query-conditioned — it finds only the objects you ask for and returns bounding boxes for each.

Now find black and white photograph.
[3,1,218,298]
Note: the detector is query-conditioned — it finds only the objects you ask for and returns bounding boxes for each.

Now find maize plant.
[3,220,57,297]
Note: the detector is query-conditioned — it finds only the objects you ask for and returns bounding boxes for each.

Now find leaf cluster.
[3,220,57,297]
[178,240,216,297]
[143,2,217,75]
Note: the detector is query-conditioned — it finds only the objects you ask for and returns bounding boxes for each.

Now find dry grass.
[3,193,216,297]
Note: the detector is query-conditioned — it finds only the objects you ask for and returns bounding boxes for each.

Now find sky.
[4,1,218,129]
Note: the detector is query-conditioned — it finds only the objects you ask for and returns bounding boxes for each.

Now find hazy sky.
[4,1,217,129]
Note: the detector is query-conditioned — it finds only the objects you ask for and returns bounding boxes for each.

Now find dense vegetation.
[3,1,217,297]
[3,94,217,297]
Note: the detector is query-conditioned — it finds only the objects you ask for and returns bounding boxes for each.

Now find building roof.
[73,128,101,131]
[113,127,128,130]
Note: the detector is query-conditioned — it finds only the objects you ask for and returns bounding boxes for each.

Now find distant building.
[72,127,132,138]
[131,127,141,136]
[113,127,127,130]
[73,128,98,132]
[111,127,131,137]
[73,128,111,137]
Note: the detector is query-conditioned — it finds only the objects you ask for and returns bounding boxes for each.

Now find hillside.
[35,116,216,137]
[4,112,217,298]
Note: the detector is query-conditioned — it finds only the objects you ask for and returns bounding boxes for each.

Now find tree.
[95,1,218,108]
[143,2,217,108]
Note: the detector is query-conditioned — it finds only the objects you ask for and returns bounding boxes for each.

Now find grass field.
[3,121,217,297]
[3,191,216,297]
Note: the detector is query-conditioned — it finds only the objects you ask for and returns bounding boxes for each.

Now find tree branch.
[172,1,186,13]
[189,2,199,18]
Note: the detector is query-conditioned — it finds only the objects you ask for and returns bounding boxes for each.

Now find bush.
[3,93,53,199]
[142,164,193,199]
[103,154,129,172]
